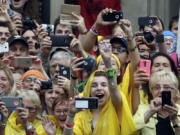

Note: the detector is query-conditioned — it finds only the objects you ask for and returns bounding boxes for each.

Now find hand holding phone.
[162,91,171,106]
[139,59,151,77]
[59,65,70,79]
[75,97,98,109]
[103,11,123,22]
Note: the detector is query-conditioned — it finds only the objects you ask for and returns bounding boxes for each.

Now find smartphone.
[59,65,70,79]
[139,59,151,76]
[41,80,53,90]
[103,11,123,22]
[169,53,178,67]
[0,42,9,53]
[60,4,81,25]
[50,35,73,47]
[77,58,95,71]
[1,96,23,109]
[138,17,156,27]
[42,24,54,34]
[162,91,171,106]
[14,57,32,68]
[75,97,98,109]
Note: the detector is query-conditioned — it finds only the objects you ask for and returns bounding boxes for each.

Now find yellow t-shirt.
[5,111,47,135]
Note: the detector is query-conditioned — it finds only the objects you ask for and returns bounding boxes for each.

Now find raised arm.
[99,43,121,112]
[81,8,117,52]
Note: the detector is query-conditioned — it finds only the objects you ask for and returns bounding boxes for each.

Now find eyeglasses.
[25,106,38,113]
[112,46,127,53]
[164,38,174,43]
[23,78,39,83]
[152,84,175,91]
[54,108,69,114]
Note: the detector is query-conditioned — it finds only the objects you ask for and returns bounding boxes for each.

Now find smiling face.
[12,0,28,8]
[90,75,110,108]
[54,101,69,128]
[0,70,11,96]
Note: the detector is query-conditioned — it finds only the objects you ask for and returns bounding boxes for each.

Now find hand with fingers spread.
[0,100,9,120]
[70,13,87,34]
[133,68,150,88]
[57,76,70,91]
[99,40,112,65]
[42,116,56,135]
[94,8,117,30]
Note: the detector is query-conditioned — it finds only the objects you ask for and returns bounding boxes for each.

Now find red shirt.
[73,0,121,36]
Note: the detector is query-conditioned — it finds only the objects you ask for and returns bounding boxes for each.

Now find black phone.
[1,96,23,109]
[75,97,98,109]
[162,91,171,106]
[103,11,123,22]
[59,65,70,79]
[138,17,156,27]
[41,80,53,90]
[50,35,73,47]
[143,31,154,43]
[77,58,95,71]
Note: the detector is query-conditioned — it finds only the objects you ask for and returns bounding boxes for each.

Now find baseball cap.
[110,36,128,49]
[7,35,28,48]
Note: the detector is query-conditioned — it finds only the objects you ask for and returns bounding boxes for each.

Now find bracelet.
[89,26,99,36]
[64,122,74,128]
[106,68,116,78]
[71,74,77,80]
[128,46,137,52]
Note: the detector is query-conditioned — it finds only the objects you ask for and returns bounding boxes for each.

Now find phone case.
[59,66,70,79]
[75,97,98,109]
[1,96,23,108]
[139,59,151,76]
[103,11,123,22]
[138,17,156,27]
[162,91,171,106]
[50,35,73,47]
[61,4,80,15]
[0,42,9,53]
[14,57,32,68]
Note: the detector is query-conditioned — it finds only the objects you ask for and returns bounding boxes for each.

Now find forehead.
[55,101,69,109]
[23,30,35,37]
[112,42,123,47]
[153,56,170,64]
[164,36,174,39]
[0,26,9,32]
[93,76,108,83]
[138,44,149,49]
[56,24,71,31]
[153,77,174,86]
[10,42,26,48]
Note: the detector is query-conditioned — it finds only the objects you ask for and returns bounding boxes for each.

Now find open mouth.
[96,93,104,99]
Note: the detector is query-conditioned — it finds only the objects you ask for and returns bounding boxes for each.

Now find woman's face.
[151,56,171,74]
[98,57,120,76]
[0,70,11,96]
[91,76,110,108]
[54,102,69,128]
[45,85,65,109]
[12,0,28,8]
[151,78,177,100]
[23,98,38,122]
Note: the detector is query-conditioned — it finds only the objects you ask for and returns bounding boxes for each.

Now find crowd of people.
[0,0,180,135]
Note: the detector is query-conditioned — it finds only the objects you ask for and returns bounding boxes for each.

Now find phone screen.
[75,100,89,109]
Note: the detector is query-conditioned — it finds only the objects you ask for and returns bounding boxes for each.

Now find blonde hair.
[17,90,41,108]
[0,61,16,96]
[149,70,179,91]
